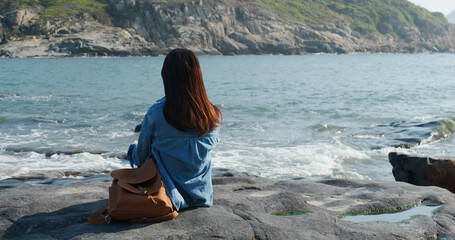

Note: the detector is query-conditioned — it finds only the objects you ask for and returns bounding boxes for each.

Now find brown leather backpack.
[88,158,178,224]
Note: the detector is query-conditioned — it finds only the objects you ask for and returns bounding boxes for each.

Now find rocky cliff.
[1,0,455,57]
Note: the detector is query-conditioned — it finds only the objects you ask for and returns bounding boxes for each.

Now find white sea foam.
[3,94,62,102]
[413,115,437,121]
[352,134,385,139]
[368,147,411,156]
[213,141,370,179]
[0,152,130,180]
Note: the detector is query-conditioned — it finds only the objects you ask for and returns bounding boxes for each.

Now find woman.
[127,48,222,211]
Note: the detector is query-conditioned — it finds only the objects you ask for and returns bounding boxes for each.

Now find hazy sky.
[407,0,455,15]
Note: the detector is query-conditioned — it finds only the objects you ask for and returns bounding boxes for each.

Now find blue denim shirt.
[127,97,219,211]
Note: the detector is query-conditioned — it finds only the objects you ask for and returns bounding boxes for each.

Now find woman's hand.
[133,138,138,144]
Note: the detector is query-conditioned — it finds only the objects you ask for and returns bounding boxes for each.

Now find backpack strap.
[87,207,111,224]
[87,206,178,224]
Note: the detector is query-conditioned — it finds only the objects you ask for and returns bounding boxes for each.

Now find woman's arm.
[127,112,155,167]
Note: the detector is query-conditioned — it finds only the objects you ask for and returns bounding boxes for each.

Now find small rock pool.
[340,201,442,224]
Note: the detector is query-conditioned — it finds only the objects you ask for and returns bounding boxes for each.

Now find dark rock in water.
[389,152,455,193]
[1,169,455,239]
[425,159,455,194]
[134,124,142,132]
[389,152,429,186]
[4,145,108,157]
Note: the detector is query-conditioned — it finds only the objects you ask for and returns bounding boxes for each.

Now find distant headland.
[1,0,455,57]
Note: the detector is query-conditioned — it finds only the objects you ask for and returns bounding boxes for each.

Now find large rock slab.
[1,169,454,239]
[389,152,455,193]
[0,16,159,58]
[4,7,41,28]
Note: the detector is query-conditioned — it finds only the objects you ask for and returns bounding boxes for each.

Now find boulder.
[425,160,455,193]
[1,168,454,239]
[219,38,248,55]
[393,22,420,42]
[389,152,455,193]
[4,7,41,28]
[108,0,136,12]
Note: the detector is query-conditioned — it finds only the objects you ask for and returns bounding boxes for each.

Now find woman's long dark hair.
[161,48,221,136]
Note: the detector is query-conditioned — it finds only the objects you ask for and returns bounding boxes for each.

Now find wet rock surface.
[1,168,454,239]
[389,152,455,194]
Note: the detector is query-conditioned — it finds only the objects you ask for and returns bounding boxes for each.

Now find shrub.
[251,0,448,36]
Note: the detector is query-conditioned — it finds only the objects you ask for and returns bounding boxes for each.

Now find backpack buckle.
[104,214,112,224]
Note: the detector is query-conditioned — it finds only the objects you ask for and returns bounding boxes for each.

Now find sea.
[1,54,454,186]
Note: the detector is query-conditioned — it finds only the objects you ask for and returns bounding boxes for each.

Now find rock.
[109,0,136,12]
[389,152,455,193]
[0,16,158,57]
[125,0,136,8]
[1,169,454,239]
[4,7,41,28]
[426,160,455,193]
[0,49,12,57]
[219,38,248,55]
[393,22,421,42]
[134,124,142,132]
[337,21,352,35]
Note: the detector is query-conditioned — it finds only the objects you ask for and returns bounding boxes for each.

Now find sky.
[407,0,455,15]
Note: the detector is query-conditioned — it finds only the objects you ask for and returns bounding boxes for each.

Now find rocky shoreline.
[1,163,455,239]
[1,0,455,57]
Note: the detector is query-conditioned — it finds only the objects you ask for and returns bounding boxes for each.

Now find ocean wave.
[311,123,346,133]
[351,134,386,140]
[420,118,454,145]
[0,174,113,188]
[30,117,66,124]
[123,111,146,121]
[212,140,370,180]
[0,152,130,181]
[362,117,455,149]
[0,93,70,105]
[0,93,20,98]
[4,145,126,159]
[0,116,66,125]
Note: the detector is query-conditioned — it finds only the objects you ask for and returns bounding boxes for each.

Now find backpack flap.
[110,159,163,195]
[115,178,163,196]
[110,158,159,184]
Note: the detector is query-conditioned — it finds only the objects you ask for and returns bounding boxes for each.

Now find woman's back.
[127,49,221,211]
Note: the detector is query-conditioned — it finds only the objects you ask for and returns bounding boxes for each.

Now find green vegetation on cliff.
[0,0,449,36]
[250,0,448,35]
[0,0,110,23]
